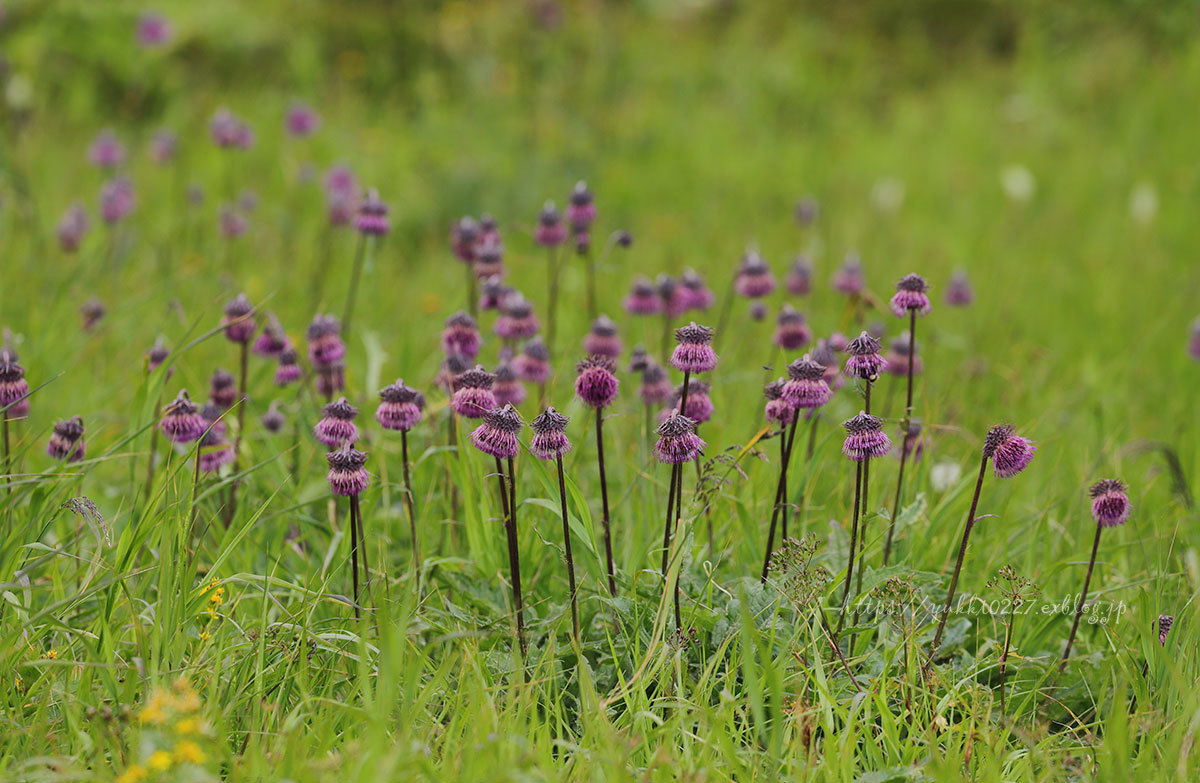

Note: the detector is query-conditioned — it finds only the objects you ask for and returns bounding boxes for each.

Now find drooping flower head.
[1158,615,1174,646]
[376,379,424,432]
[535,201,567,248]
[654,413,706,465]
[493,360,527,407]
[354,188,390,236]
[628,345,651,373]
[146,338,170,375]
[209,368,236,409]
[812,338,844,390]
[313,397,359,448]
[513,337,551,384]
[884,334,923,377]
[672,379,713,423]
[832,252,864,296]
[159,389,207,444]
[984,424,1036,479]
[479,275,514,312]
[222,294,256,344]
[285,102,320,137]
[734,249,776,299]
[198,426,235,473]
[306,314,346,370]
[494,294,540,341]
[575,356,619,409]
[1089,479,1131,528]
[0,347,29,419]
[639,362,674,406]
[583,315,622,359]
[469,404,524,459]
[945,270,974,307]
[275,347,302,387]
[199,402,227,436]
[436,353,471,393]
[782,355,832,410]
[841,412,892,462]
[566,181,596,232]
[624,276,662,316]
[252,314,290,358]
[99,177,135,224]
[764,380,793,425]
[679,268,715,311]
[451,366,497,419]
[656,274,688,317]
[844,331,887,381]
[472,237,504,279]
[786,255,813,296]
[261,401,286,434]
[530,407,571,460]
[890,273,932,318]
[326,444,369,496]
[88,130,126,170]
[441,311,481,359]
[773,305,812,351]
[671,322,718,373]
[56,204,90,252]
[46,416,85,462]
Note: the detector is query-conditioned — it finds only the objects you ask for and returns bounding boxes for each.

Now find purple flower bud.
[326,444,369,496]
[99,178,135,224]
[627,345,651,373]
[566,181,596,231]
[315,364,346,398]
[479,276,513,312]
[88,130,126,170]
[782,355,832,410]
[734,250,776,299]
[832,252,864,296]
[624,276,662,316]
[811,339,844,390]
[890,273,932,318]
[275,348,302,387]
[945,270,974,307]
[376,379,424,432]
[354,188,390,236]
[984,424,1035,479]
[615,230,633,248]
[452,366,497,419]
[209,368,236,409]
[147,338,171,375]
[493,360,527,407]
[639,362,673,406]
[251,314,290,358]
[222,294,256,343]
[1089,479,1130,527]
[672,379,713,423]
[900,421,924,462]
[583,315,622,359]
[56,204,90,252]
[495,295,540,341]
[773,305,812,351]
[530,407,571,460]
[670,322,718,373]
[841,412,891,462]
[469,404,524,459]
[764,380,793,425]
[436,353,471,393]
[261,401,286,434]
[656,274,688,317]
[478,214,500,244]
[285,102,320,137]
[786,255,814,296]
[535,201,567,248]
[136,12,172,47]
[679,268,715,311]
[1158,615,1174,645]
[159,389,207,444]
[198,427,235,473]
[325,165,357,196]
[513,337,551,384]
[575,356,619,409]
[452,216,481,261]
[314,397,359,447]
[472,237,504,279]
[306,314,346,370]
[210,109,253,150]
[844,331,887,381]
[441,311,481,359]
[47,416,85,462]
[654,413,706,465]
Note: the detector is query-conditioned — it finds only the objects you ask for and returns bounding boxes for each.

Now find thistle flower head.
[529,407,571,460]
[80,299,105,332]
[566,181,596,230]
[639,362,673,405]
[452,365,497,419]
[306,314,346,369]
[1158,615,1174,645]
[735,249,776,299]
[493,359,527,406]
[326,444,369,496]
[198,426,235,472]
[313,397,359,447]
[625,276,662,315]
[441,310,481,359]
[99,177,135,224]
[654,413,706,465]
[844,330,887,380]
[495,295,540,341]
[261,401,286,433]
[832,252,864,296]
[469,404,523,459]
[136,12,172,47]
[251,313,290,358]
[210,108,253,149]
[88,130,126,170]
[47,416,86,462]
[575,355,619,409]
[436,353,471,392]
[773,304,812,351]
[841,411,891,461]
[513,337,551,384]
[285,102,320,137]
[671,322,718,373]
[782,355,832,409]
[679,268,715,311]
[583,315,622,359]
[945,270,974,307]
[354,188,390,236]
[786,255,814,296]
[209,368,237,409]
[451,216,481,261]
[1089,478,1131,527]
[57,204,90,252]
[274,348,302,387]
[222,294,256,343]
[147,338,170,374]
[472,237,504,278]
[890,273,932,317]
[149,129,177,165]
[159,389,207,443]
[673,379,713,423]
[984,424,1036,478]
[884,334,922,376]
[535,201,567,247]
[376,379,423,432]
[764,379,793,425]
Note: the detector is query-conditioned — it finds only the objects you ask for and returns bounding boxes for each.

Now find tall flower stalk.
[836,412,890,634]
[220,294,256,525]
[530,408,578,641]
[376,379,425,591]
[1061,479,1131,668]
[654,413,706,632]
[575,356,620,595]
[535,202,568,359]
[0,347,31,491]
[343,188,389,341]
[327,445,370,619]
[843,332,887,603]
[987,565,1039,721]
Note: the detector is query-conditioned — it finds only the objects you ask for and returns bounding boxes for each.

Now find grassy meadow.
[1,2,1199,781]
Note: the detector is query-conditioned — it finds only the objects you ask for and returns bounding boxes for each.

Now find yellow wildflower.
[47,649,58,659]
[173,740,206,764]
[147,750,173,771]
[115,764,147,783]
[175,717,198,734]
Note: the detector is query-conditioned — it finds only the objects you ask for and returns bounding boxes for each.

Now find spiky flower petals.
[513,338,551,384]
[469,404,523,459]
[252,315,290,358]
[764,380,793,425]
[734,250,776,299]
[529,407,571,460]
[47,416,85,462]
[313,397,359,447]
[782,355,832,410]
[275,348,302,387]
[583,315,622,359]
[890,273,932,317]
[159,390,207,443]
[575,356,619,409]
[535,201,567,247]
[671,322,718,373]
[209,368,236,409]
[654,413,706,465]
[494,295,540,341]
[326,445,369,496]
[624,276,662,316]
[0,349,30,417]
[674,380,714,423]
[222,294,256,343]
[441,311,481,359]
[1158,615,1174,645]
[376,379,423,432]
[841,412,891,462]
[306,314,346,369]
[451,366,497,419]
[198,428,235,473]
[773,305,812,351]
[844,331,887,381]
[1089,479,1131,527]
[354,188,390,236]
[984,424,1036,479]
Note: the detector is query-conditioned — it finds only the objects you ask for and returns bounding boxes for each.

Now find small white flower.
[1001,165,1035,203]
[931,459,963,493]
[1129,182,1158,225]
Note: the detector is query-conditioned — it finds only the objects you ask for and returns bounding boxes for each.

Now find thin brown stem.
[497,455,526,659]
[928,453,989,662]
[761,415,800,582]
[836,460,864,635]
[672,464,684,633]
[555,455,580,642]
[224,340,250,527]
[1061,524,1104,669]
[401,430,420,594]
[596,408,616,595]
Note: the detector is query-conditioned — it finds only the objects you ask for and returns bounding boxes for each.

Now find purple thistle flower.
[1089,479,1131,527]
[219,205,247,239]
[749,302,767,322]
[672,379,713,423]
[639,362,674,406]
[479,276,513,312]
[261,401,286,434]
[884,334,922,377]
[844,330,887,381]
[627,345,651,373]
[583,315,623,359]
[535,202,568,248]
[786,255,814,296]
[841,411,892,461]
[670,322,718,373]
[451,366,497,419]
[285,102,320,137]
[493,360,527,407]
[99,178,135,224]
[782,355,832,410]
[147,338,171,375]
[315,365,346,398]
[354,188,390,236]
[326,444,370,497]
[811,339,844,390]
[530,407,571,459]
[832,252,865,296]
[313,397,359,447]
[654,413,706,465]
[199,402,227,435]
[773,305,813,351]
[679,268,715,311]
[56,204,90,253]
[1158,615,1174,645]
[469,404,524,459]
[136,12,171,47]
[566,181,597,231]
[900,420,925,462]
[88,130,125,170]
[436,353,471,393]
[251,314,290,358]
[945,270,974,307]
[1189,317,1200,362]
[575,356,619,409]
[657,274,688,318]
[441,311,481,359]
[148,129,177,165]
[451,216,481,262]
[624,276,662,316]
[764,379,793,425]
[275,348,302,387]
[222,294,256,344]
[734,250,776,299]
[890,273,933,318]
[984,424,1036,479]
[46,416,85,462]
[376,379,424,432]
[472,237,505,280]
[210,109,253,149]
[478,213,500,243]
[326,190,355,227]
[325,165,357,196]
[198,427,235,473]
[513,337,551,384]
[209,368,236,409]
[306,314,346,370]
[159,390,207,444]
[494,295,541,341]
[794,197,820,227]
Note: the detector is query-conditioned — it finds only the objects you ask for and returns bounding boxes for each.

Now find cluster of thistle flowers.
[624,269,714,318]
[2,343,91,464]
[532,181,599,255]
[451,212,505,282]
[118,678,212,783]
